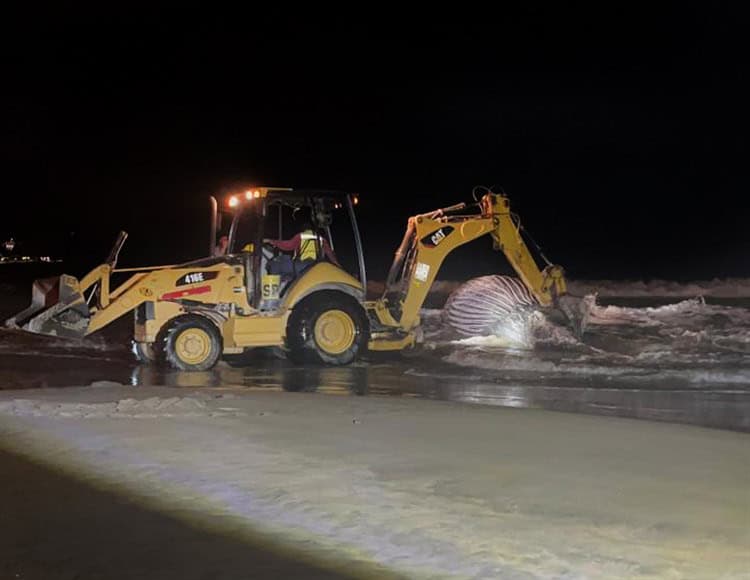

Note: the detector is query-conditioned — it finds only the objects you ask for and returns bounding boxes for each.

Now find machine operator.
[265,222,340,276]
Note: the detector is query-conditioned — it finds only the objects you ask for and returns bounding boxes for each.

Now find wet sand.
[1,385,748,578]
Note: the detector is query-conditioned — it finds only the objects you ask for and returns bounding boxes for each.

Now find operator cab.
[214,188,366,311]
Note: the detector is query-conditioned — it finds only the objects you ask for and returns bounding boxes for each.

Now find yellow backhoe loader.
[6,187,581,370]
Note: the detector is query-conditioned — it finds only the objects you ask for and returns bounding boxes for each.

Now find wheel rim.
[174,327,212,365]
[313,310,356,355]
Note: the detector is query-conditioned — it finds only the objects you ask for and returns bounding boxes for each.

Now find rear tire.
[286,291,368,365]
[156,314,223,371]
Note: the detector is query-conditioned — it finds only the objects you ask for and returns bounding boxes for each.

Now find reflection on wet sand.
[131,357,370,396]
[127,353,750,432]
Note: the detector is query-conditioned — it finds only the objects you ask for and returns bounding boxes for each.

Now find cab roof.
[226,187,356,208]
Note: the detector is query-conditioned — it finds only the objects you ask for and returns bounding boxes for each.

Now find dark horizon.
[2,5,746,282]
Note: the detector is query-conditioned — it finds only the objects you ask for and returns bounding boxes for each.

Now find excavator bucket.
[552,293,594,339]
[4,274,91,338]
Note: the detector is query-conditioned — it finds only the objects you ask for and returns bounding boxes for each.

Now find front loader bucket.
[4,274,90,338]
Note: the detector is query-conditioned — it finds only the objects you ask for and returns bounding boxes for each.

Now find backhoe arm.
[372,193,568,337]
[488,194,567,306]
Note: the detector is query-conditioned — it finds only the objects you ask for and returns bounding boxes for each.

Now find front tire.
[156,314,223,371]
[286,291,368,365]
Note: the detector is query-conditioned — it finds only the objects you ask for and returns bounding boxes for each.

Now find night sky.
[2,5,746,282]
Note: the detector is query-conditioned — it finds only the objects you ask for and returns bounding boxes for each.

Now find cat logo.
[420,226,454,248]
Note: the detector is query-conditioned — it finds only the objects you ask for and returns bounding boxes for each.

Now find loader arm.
[5,262,151,338]
[372,193,567,337]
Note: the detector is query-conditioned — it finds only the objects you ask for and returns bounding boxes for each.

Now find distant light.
[353,195,359,205]
[228,196,239,208]
[245,191,253,200]
[253,190,260,198]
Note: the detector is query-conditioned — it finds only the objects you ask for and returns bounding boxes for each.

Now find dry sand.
[1,384,748,579]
